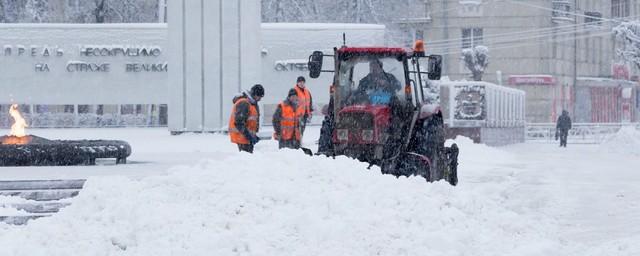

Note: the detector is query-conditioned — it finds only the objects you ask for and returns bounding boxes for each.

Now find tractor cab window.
[337,57,406,107]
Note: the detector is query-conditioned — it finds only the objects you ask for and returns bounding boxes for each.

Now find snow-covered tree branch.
[0,0,158,23]
[261,0,423,24]
[25,0,47,22]
[461,45,490,81]
[613,21,640,70]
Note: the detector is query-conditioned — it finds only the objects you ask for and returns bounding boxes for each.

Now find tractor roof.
[337,47,407,58]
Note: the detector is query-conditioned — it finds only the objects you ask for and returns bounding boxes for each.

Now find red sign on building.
[612,63,630,80]
[508,75,556,86]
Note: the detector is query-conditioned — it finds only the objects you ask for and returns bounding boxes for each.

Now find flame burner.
[0,135,131,166]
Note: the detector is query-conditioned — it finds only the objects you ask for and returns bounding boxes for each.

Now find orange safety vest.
[278,102,301,141]
[229,98,259,145]
[294,85,312,116]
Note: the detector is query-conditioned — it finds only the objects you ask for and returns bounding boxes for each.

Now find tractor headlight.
[337,129,349,141]
[362,130,374,142]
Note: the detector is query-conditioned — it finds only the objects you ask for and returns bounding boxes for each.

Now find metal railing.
[526,123,640,144]
[0,113,167,129]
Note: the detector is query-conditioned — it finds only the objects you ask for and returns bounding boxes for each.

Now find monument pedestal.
[168,0,261,133]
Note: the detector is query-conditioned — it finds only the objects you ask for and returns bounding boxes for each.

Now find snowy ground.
[0,127,639,255]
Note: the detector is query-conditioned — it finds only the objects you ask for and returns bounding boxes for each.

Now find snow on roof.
[577,77,638,86]
[577,76,617,82]
[0,23,384,31]
[0,23,167,29]
[261,23,385,31]
[437,80,526,95]
[338,47,406,56]
[508,74,554,78]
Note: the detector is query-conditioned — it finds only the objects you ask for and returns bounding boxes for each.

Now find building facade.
[393,0,640,122]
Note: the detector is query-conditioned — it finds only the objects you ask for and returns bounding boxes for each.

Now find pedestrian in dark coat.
[556,110,572,147]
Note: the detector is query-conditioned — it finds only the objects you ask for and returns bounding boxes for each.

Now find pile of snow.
[599,126,640,156]
[571,235,640,256]
[0,196,30,216]
[447,136,516,166]
[0,140,565,255]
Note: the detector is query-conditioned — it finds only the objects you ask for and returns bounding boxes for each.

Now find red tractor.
[308,41,459,185]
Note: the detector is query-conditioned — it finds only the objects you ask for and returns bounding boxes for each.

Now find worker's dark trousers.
[278,140,300,150]
[300,117,310,136]
[237,144,254,153]
[559,130,568,147]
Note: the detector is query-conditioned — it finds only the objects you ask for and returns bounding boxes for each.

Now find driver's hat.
[370,58,383,68]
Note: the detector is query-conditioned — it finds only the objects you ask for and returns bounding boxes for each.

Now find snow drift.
[0,139,566,256]
[600,126,640,156]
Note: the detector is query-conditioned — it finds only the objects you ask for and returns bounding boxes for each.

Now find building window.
[63,105,74,113]
[598,37,603,66]
[19,105,31,114]
[584,38,590,63]
[416,29,424,40]
[462,28,483,49]
[584,11,603,26]
[404,28,425,47]
[403,28,413,47]
[612,0,630,18]
[121,105,135,115]
[78,105,92,114]
[552,0,572,23]
[592,38,597,64]
[35,105,49,114]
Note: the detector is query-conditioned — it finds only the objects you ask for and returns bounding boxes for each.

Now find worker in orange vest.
[229,84,264,153]
[293,76,313,136]
[272,89,302,149]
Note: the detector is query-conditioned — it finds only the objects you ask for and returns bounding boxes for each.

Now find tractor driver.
[354,59,411,161]
[349,59,402,105]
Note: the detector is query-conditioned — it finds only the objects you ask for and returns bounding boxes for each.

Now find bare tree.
[0,0,28,22]
[261,0,421,24]
[94,0,106,23]
[0,1,5,22]
[461,45,490,81]
[63,0,157,23]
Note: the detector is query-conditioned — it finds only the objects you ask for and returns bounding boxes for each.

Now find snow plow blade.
[384,143,458,185]
[301,147,313,156]
[443,144,459,186]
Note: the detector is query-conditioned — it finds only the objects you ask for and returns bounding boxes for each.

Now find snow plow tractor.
[309,41,459,185]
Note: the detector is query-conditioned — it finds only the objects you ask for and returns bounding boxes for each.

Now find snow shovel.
[298,118,314,156]
[300,147,313,156]
[257,132,313,156]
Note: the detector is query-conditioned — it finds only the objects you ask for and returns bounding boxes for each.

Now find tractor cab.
[333,50,406,108]
[309,42,458,185]
[328,49,409,161]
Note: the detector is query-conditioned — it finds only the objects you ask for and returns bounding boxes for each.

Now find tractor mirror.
[308,51,324,79]
[427,55,442,80]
